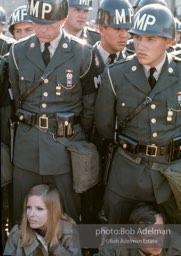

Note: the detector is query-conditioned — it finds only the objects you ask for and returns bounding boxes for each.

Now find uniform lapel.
[93,42,106,72]
[26,36,45,71]
[47,31,74,72]
[25,32,74,72]
[124,55,178,96]
[150,54,178,95]
[125,57,151,94]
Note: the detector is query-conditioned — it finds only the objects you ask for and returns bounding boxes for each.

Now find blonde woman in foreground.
[3,184,82,256]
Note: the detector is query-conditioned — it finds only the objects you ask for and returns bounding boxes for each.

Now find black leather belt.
[38,116,56,129]
[139,144,169,156]
[117,135,170,157]
[38,115,80,129]
[16,110,80,129]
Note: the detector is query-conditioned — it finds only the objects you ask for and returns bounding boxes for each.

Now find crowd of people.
[1,0,181,255]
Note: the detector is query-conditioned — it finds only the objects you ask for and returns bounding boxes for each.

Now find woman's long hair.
[20,184,75,248]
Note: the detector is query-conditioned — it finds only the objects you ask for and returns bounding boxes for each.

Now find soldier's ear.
[97,26,102,33]
[166,38,175,49]
[98,26,107,35]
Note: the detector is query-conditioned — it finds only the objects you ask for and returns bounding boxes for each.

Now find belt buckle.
[39,115,48,129]
[146,144,158,157]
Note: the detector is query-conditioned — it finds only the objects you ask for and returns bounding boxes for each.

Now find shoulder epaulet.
[14,34,34,45]
[70,35,93,49]
[70,35,85,44]
[86,26,100,34]
[126,54,135,61]
[172,55,181,62]
[127,38,134,45]
[0,34,16,45]
[175,43,181,50]
[125,47,135,54]
[125,39,135,54]
[13,38,27,47]
[168,49,181,59]
[109,54,135,68]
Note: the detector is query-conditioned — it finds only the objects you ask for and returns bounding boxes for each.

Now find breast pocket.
[56,69,82,100]
[117,96,139,119]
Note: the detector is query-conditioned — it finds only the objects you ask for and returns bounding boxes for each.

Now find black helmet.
[129,4,175,40]
[69,0,92,10]
[0,6,6,25]
[96,0,133,29]
[137,0,168,10]
[27,0,68,24]
[9,5,33,35]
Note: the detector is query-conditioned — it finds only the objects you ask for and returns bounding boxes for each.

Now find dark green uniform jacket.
[93,41,133,88]
[0,33,16,56]
[95,54,181,204]
[80,26,100,46]
[9,31,97,175]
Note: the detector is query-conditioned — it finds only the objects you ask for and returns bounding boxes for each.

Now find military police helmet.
[96,0,133,29]
[129,4,175,40]
[0,6,6,25]
[69,0,93,11]
[9,5,33,35]
[137,0,168,10]
[27,0,68,24]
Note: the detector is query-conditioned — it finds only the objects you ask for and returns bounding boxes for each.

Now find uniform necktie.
[148,67,156,89]
[42,42,50,66]
[109,54,117,64]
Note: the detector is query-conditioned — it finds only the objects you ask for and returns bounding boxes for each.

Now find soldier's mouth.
[137,52,148,58]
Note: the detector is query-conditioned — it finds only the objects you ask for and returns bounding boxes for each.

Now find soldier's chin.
[38,36,51,43]
[137,58,150,66]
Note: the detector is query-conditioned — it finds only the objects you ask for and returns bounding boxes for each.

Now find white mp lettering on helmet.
[41,3,52,19]
[96,0,133,29]
[27,0,68,24]
[79,0,91,6]
[29,0,52,19]
[9,5,33,35]
[115,8,134,24]
[133,12,156,31]
[11,8,27,23]
[129,4,175,39]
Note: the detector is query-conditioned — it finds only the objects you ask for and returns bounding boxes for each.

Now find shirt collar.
[63,27,83,38]
[76,29,83,38]
[40,31,62,51]
[143,54,166,80]
[97,43,119,65]
[50,31,62,49]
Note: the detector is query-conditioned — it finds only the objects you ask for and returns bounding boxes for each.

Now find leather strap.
[118,96,153,133]
[18,112,80,128]
[19,68,53,104]
[139,144,169,156]
[118,138,170,157]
